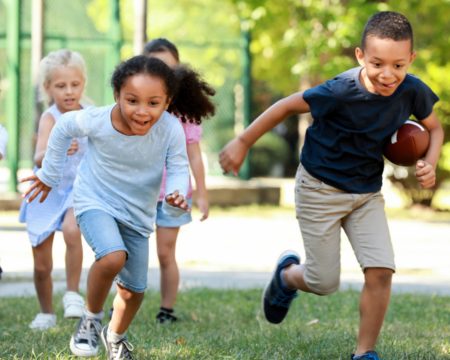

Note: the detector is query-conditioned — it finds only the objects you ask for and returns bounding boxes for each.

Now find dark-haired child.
[144,38,210,323]
[22,55,216,359]
[220,11,443,360]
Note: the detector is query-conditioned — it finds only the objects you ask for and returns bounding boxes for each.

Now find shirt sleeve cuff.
[161,197,187,218]
[36,168,59,188]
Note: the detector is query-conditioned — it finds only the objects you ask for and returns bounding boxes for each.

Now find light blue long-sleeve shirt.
[37,104,190,237]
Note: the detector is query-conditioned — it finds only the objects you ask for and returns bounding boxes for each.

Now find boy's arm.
[414,110,444,189]
[220,91,310,175]
[163,124,191,217]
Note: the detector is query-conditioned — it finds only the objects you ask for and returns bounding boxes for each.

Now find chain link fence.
[0,0,249,191]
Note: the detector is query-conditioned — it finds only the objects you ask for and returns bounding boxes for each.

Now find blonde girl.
[19,49,88,330]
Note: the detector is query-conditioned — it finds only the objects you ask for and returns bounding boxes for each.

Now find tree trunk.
[133,0,147,55]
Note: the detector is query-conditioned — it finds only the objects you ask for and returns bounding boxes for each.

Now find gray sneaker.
[101,324,137,360]
[70,316,102,357]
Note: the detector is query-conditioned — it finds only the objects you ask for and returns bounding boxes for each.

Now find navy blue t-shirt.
[301,67,439,194]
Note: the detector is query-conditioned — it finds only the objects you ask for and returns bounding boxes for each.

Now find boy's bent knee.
[364,267,393,286]
[305,271,340,296]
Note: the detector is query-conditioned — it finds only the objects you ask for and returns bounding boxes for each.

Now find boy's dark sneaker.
[351,351,382,360]
[156,309,178,324]
[70,316,102,357]
[101,324,137,360]
[262,250,300,324]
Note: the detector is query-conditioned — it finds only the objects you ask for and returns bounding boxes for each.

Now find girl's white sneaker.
[29,313,57,330]
[63,291,85,318]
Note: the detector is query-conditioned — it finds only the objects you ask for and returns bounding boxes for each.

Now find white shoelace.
[111,339,136,360]
[77,318,102,348]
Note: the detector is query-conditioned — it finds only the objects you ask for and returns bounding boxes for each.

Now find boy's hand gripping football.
[219,137,249,176]
[414,160,436,189]
[20,174,52,203]
[165,190,191,212]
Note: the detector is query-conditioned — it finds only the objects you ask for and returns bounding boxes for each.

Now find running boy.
[219,12,444,360]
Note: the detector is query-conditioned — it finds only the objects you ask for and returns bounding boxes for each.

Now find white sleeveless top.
[19,104,88,246]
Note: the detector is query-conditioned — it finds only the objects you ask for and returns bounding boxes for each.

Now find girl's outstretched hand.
[165,190,191,212]
[219,137,249,177]
[20,174,52,203]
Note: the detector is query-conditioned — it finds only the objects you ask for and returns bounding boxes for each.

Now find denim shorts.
[155,198,193,228]
[76,209,149,293]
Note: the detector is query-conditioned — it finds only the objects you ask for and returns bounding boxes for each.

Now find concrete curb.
[1,268,449,298]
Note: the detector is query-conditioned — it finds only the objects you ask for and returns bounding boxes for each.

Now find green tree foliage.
[233,0,450,202]
[86,0,450,192]
[88,0,243,88]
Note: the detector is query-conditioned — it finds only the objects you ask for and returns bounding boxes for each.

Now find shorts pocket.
[297,168,323,192]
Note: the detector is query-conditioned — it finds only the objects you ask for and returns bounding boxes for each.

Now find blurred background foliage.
[1,0,449,206]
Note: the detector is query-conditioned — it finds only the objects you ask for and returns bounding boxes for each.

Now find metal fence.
[0,0,250,192]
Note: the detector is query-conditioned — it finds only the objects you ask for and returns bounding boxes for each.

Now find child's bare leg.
[62,208,83,292]
[355,267,393,356]
[156,226,180,309]
[86,251,127,313]
[32,234,55,313]
[110,284,145,334]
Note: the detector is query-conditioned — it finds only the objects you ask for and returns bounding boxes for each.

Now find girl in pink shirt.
[145,38,209,323]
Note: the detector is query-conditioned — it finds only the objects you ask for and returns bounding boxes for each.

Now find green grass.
[1,289,450,359]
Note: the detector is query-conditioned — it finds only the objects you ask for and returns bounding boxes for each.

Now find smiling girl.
[21,55,215,359]
[19,49,88,330]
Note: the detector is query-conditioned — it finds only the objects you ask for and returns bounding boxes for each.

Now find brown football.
[384,120,430,166]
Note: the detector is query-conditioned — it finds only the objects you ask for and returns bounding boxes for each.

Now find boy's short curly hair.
[362,11,413,52]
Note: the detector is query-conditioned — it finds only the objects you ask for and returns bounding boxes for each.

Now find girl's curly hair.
[143,38,179,62]
[111,56,216,124]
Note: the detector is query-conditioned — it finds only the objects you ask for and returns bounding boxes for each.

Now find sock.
[84,308,104,321]
[353,351,377,360]
[160,307,174,313]
[108,324,126,343]
[279,268,297,294]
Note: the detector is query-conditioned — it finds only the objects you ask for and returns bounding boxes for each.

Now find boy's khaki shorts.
[295,163,395,295]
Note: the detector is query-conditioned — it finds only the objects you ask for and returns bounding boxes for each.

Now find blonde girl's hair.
[38,49,88,106]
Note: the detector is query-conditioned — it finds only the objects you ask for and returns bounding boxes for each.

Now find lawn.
[1,289,449,359]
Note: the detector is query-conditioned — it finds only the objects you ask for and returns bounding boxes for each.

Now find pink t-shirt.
[158,119,202,201]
